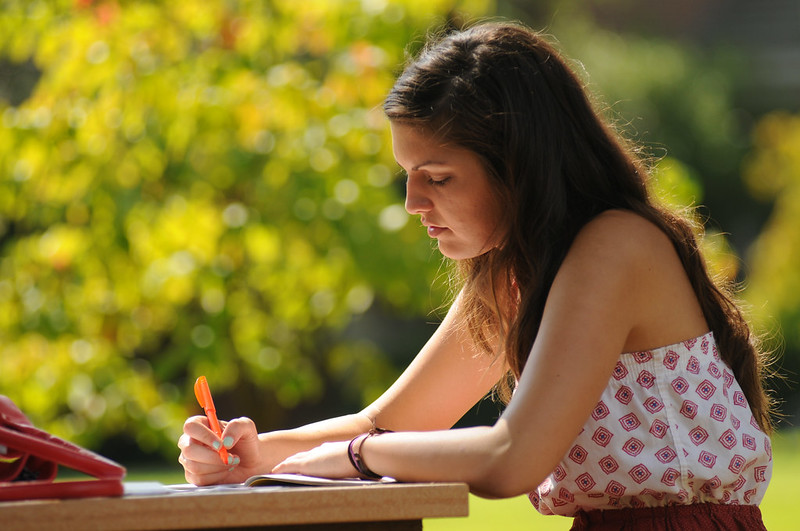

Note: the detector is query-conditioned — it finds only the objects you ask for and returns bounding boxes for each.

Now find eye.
[428,176,451,187]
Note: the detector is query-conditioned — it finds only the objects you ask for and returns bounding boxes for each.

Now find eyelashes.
[396,168,452,187]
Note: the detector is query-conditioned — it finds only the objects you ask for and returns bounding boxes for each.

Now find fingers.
[179,416,231,485]
[177,449,219,485]
[182,415,223,451]
[219,416,258,449]
[177,433,223,465]
[178,415,259,486]
[270,441,355,479]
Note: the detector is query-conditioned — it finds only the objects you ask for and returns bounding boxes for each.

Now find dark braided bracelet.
[347,427,392,480]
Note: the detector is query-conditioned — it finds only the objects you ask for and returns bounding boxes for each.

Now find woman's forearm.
[353,423,539,499]
[256,412,375,470]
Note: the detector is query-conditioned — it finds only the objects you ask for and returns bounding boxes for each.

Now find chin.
[437,243,481,261]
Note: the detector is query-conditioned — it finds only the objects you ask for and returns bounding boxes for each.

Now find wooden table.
[0,482,469,530]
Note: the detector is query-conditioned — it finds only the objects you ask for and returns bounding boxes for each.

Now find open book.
[244,473,397,487]
[123,473,398,497]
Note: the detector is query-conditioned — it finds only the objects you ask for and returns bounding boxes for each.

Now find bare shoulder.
[561,209,707,351]
[579,209,668,243]
[557,209,688,310]
[568,209,675,266]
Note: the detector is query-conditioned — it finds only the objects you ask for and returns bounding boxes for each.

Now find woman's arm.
[179,291,506,485]
[273,211,709,497]
[360,290,507,432]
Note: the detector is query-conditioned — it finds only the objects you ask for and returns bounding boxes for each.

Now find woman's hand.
[178,415,263,485]
[271,440,357,479]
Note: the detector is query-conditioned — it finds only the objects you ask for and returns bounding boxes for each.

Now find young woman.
[178,22,774,529]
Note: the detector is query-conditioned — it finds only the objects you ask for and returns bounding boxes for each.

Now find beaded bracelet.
[347,428,392,480]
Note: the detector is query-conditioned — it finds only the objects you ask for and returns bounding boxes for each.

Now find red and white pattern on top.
[530,331,772,517]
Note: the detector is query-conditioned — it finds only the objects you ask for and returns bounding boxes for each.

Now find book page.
[245,473,397,487]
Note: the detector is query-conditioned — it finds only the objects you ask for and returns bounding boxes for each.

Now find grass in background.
[127,467,186,485]
[760,429,800,530]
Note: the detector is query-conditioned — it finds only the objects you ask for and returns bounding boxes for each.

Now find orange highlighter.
[194,376,229,465]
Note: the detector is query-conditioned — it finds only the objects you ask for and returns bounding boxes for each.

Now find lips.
[426,225,446,238]
[421,217,447,237]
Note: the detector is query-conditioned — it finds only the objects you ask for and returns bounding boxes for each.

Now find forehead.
[390,122,465,168]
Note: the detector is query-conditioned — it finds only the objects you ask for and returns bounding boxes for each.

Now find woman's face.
[391,121,505,260]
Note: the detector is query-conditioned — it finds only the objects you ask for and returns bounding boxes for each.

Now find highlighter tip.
[194,376,208,408]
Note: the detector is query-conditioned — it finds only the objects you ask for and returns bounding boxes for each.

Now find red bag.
[0,395,125,501]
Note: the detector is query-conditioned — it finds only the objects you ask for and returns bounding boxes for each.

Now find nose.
[404,177,433,215]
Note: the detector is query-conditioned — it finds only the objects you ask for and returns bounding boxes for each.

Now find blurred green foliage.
[0,0,794,462]
[0,0,493,454]
[742,112,800,396]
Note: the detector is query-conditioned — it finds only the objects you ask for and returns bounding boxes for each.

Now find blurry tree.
[742,112,800,418]
[0,0,492,456]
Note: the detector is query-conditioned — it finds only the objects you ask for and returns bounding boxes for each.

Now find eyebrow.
[411,160,448,171]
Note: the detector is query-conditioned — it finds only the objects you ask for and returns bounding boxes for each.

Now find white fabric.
[531,332,772,516]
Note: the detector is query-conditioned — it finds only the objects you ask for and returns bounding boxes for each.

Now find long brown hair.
[383,22,774,433]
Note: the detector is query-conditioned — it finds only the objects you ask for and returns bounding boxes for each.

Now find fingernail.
[228,466,235,472]
[227,455,234,465]
[222,436,234,449]
[233,456,240,465]
[212,440,221,451]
